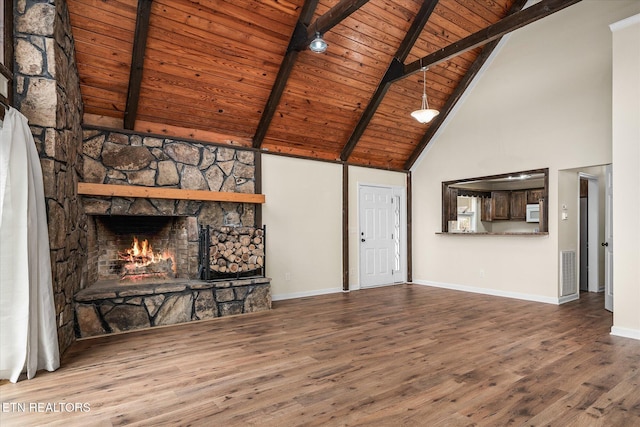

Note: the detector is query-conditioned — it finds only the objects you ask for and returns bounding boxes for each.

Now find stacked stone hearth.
[75,277,271,337]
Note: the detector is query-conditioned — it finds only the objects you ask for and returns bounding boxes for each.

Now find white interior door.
[604,164,613,312]
[359,185,395,288]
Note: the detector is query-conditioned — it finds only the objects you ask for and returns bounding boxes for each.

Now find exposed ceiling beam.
[308,0,370,38]
[404,0,530,170]
[124,0,153,130]
[339,0,439,161]
[252,0,319,149]
[290,0,371,51]
[393,0,583,84]
[254,0,371,149]
[394,1,439,61]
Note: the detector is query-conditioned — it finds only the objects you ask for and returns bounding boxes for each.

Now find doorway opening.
[578,173,600,294]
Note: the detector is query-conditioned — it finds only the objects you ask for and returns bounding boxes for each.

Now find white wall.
[610,14,640,339]
[411,1,640,304]
[262,155,343,300]
[261,156,408,299]
[348,166,407,289]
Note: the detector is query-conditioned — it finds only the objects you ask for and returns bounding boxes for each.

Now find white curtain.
[0,107,60,383]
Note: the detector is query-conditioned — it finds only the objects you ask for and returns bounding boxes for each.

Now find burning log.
[118,236,176,281]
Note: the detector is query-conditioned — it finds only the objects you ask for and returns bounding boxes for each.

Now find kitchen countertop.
[436,232,549,236]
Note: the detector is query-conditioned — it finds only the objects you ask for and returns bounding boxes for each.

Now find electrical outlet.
[479,270,485,278]
[285,272,291,281]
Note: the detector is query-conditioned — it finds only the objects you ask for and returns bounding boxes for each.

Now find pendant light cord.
[421,68,429,110]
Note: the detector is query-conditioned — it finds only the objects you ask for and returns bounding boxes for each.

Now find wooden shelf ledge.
[78,183,265,204]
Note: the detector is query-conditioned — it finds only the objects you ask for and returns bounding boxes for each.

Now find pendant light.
[411,67,439,124]
[309,32,327,53]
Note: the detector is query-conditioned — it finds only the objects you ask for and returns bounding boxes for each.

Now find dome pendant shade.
[410,105,440,124]
[309,32,327,53]
[411,68,439,124]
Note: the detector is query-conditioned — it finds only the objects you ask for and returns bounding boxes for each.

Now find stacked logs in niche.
[209,227,264,274]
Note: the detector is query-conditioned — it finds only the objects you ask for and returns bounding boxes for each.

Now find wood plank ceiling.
[67,0,581,171]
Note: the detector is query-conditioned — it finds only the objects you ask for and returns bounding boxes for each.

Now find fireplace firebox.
[87,215,196,288]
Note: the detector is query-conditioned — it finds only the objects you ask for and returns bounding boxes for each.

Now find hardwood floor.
[1,285,639,426]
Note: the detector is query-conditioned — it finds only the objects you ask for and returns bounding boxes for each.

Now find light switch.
[562,212,568,220]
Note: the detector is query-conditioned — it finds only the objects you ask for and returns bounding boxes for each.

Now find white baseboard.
[610,326,640,341]
[412,280,560,305]
[272,287,343,301]
[558,294,579,304]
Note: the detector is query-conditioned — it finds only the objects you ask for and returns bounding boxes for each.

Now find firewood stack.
[209,227,264,275]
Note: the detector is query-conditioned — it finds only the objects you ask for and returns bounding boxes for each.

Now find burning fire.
[121,237,155,261]
[118,237,176,280]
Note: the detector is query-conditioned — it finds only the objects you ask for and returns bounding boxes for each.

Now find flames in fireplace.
[118,237,176,282]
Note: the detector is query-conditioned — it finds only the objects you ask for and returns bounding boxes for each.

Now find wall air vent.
[560,250,577,296]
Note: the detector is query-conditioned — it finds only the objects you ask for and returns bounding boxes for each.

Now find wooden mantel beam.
[78,183,266,204]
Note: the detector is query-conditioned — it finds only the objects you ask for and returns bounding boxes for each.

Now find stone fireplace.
[12,1,269,351]
[74,129,270,338]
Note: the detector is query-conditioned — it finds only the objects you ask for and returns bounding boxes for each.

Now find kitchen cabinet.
[510,190,527,220]
[445,187,458,221]
[481,197,492,222]
[527,188,544,204]
[491,191,510,220]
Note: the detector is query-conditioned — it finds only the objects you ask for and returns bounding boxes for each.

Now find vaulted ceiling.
[67,0,580,171]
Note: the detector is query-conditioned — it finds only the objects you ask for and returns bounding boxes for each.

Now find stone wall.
[14,0,87,354]
[81,128,256,227]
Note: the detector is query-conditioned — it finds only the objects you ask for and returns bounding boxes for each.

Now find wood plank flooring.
[1,285,639,426]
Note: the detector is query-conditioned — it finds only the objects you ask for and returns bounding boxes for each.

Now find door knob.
[601,242,608,247]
